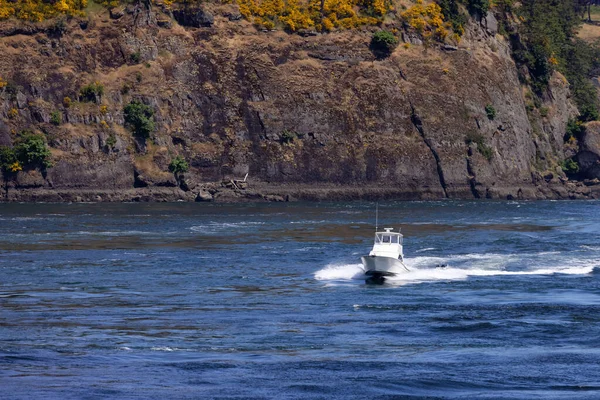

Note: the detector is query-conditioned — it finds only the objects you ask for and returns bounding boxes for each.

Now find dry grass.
[84,0,106,16]
[62,123,99,139]
[577,23,600,43]
[134,144,172,180]
[590,6,600,21]
[191,142,222,161]
[578,6,600,42]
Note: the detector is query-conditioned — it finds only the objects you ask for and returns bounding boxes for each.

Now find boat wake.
[315,253,599,285]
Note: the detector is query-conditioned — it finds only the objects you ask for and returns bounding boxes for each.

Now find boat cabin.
[375,230,403,245]
[369,228,404,259]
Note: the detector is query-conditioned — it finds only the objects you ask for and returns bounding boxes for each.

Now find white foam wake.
[190,221,265,234]
[315,253,598,285]
[314,263,364,281]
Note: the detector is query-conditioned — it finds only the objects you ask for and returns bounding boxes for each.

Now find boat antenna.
[375,202,378,232]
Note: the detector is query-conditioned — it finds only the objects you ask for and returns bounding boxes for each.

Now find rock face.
[172,7,214,27]
[482,12,498,35]
[0,5,590,201]
[577,122,600,179]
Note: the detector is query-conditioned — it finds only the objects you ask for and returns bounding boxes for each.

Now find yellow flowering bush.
[0,0,87,21]
[362,0,387,16]
[400,1,449,42]
[9,161,22,173]
[0,0,402,35]
[238,0,388,32]
[0,0,391,33]
[279,0,314,31]
[96,0,119,8]
[0,0,15,19]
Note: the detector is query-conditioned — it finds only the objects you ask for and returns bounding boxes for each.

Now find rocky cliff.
[0,2,598,202]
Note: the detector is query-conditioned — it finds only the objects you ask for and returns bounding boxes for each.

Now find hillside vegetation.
[0,0,87,21]
[1,0,600,201]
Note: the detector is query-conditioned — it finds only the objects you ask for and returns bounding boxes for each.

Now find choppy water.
[1,201,600,399]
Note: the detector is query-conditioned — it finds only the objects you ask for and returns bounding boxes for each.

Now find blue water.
[2,201,600,399]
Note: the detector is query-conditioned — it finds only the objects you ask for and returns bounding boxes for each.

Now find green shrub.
[465,131,494,161]
[560,38,600,122]
[0,146,17,173]
[130,51,141,64]
[49,18,67,37]
[123,100,155,139]
[437,0,468,36]
[280,130,297,144]
[50,110,61,125]
[169,155,189,175]
[14,132,52,170]
[80,82,104,103]
[564,118,585,141]
[525,102,535,113]
[478,143,493,161]
[466,0,489,16]
[493,0,515,12]
[370,30,398,59]
[485,104,497,120]
[561,158,579,175]
[105,134,117,150]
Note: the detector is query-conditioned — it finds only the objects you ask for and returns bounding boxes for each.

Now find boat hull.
[361,255,409,276]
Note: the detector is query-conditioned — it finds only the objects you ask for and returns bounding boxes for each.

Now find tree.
[13,132,52,170]
[370,30,398,59]
[123,100,155,139]
[513,0,600,121]
[169,156,189,175]
[169,155,189,187]
[577,0,592,21]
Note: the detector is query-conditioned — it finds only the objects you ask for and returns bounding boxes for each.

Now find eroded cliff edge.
[0,3,597,202]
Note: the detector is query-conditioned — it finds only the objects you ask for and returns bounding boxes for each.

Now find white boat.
[361,227,409,282]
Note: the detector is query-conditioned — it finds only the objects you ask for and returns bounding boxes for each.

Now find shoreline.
[1,180,599,203]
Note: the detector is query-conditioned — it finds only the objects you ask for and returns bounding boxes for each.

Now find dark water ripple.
[1,201,600,399]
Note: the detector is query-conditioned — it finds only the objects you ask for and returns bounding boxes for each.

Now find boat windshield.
[375,233,400,244]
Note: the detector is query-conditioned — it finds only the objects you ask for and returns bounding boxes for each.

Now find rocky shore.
[3,178,599,203]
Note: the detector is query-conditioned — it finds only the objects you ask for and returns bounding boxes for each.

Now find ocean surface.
[1,200,600,399]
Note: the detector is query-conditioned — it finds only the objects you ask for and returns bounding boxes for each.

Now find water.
[1,201,600,399]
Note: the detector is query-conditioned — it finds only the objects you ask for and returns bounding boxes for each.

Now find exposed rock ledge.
[2,181,598,203]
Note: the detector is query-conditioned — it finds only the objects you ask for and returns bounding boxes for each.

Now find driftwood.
[221,173,249,190]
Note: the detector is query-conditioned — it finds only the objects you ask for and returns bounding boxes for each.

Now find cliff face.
[0,3,596,201]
